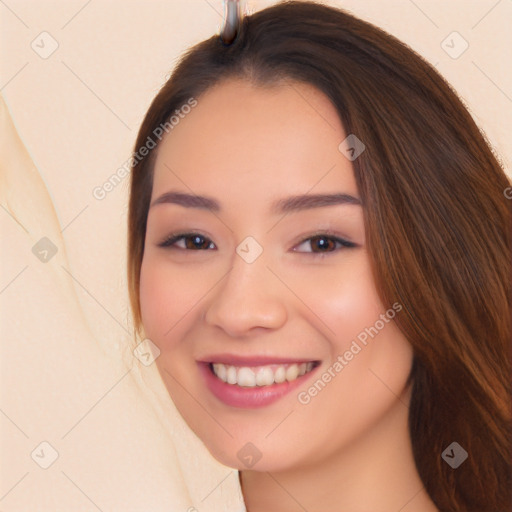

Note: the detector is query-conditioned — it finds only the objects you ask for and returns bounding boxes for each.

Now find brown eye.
[183,235,213,250]
[158,233,216,250]
[309,235,337,252]
[294,234,356,254]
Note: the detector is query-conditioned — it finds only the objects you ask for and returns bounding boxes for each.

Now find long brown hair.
[127,2,512,510]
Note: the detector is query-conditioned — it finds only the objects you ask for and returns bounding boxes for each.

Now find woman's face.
[139,78,413,471]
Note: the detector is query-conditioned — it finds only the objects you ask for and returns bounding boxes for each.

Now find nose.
[203,252,288,337]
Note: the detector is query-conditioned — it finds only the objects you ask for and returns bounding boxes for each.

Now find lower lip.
[198,362,319,409]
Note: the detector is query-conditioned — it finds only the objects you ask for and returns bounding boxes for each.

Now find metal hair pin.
[220,0,242,45]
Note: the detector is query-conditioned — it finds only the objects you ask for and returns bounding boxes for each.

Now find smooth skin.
[139,78,439,512]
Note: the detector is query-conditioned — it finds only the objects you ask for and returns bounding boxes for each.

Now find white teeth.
[226,365,237,385]
[211,362,316,387]
[212,363,227,382]
[237,367,256,387]
[285,364,299,381]
[256,366,274,386]
[274,366,286,383]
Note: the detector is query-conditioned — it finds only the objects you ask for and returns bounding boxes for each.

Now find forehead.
[151,78,358,209]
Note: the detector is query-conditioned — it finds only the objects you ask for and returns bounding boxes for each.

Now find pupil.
[186,235,207,249]
[314,236,332,252]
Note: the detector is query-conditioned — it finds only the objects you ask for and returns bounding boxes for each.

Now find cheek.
[316,253,413,388]
[286,252,413,427]
[139,258,172,338]
[290,290,412,466]
[139,254,204,398]
[139,252,207,339]
[281,251,384,348]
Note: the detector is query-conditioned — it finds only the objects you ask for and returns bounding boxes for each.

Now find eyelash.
[157,231,356,256]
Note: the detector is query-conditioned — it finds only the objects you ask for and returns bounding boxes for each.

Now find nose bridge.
[228,243,270,295]
[204,241,287,334]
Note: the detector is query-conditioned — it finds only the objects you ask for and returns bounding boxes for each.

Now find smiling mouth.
[208,361,321,387]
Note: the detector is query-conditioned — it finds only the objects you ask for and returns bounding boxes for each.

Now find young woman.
[127,2,512,511]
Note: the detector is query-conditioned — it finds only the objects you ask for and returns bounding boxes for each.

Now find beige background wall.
[1,1,511,511]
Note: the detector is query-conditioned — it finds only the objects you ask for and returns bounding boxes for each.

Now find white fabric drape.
[0,91,246,512]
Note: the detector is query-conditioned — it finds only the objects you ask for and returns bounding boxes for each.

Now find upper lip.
[197,354,320,366]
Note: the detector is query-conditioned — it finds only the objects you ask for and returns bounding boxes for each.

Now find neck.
[239,388,439,512]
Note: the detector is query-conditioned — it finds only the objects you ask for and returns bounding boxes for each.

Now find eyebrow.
[150,191,361,214]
